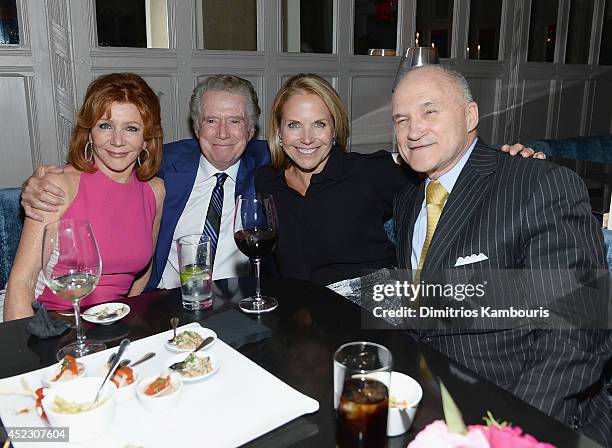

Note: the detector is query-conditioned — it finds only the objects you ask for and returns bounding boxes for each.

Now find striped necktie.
[415,180,448,281]
[202,173,228,268]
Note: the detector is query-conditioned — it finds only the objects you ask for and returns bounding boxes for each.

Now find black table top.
[0,277,602,448]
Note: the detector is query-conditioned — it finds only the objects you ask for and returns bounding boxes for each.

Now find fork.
[167,317,179,343]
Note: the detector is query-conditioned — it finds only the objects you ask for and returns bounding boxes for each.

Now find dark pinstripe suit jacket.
[394,141,611,446]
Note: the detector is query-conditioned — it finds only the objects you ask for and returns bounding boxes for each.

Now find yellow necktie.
[416,180,448,275]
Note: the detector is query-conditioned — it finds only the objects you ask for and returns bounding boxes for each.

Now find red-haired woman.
[4,73,165,320]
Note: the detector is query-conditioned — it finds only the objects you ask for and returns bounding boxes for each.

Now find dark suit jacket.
[145,138,271,290]
[394,140,611,446]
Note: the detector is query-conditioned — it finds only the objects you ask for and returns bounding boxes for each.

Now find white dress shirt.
[158,156,250,288]
[411,138,478,269]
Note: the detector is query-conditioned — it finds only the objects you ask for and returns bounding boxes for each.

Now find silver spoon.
[94,338,130,403]
[167,317,179,343]
[169,337,214,371]
[118,352,156,369]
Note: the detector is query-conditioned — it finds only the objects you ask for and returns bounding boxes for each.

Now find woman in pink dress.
[4,73,165,320]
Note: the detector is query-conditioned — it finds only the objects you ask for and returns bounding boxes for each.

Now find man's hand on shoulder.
[21,165,66,222]
[501,143,546,159]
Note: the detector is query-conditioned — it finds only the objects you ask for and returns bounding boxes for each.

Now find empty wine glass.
[233,193,279,313]
[393,46,440,90]
[41,219,105,359]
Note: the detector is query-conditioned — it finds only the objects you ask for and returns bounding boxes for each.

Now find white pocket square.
[454,253,488,267]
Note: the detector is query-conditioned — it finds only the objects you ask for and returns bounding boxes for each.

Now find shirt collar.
[426,137,478,194]
[199,155,240,182]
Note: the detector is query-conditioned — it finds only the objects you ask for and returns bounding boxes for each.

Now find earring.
[84,141,94,162]
[333,138,337,147]
[278,135,283,148]
[137,147,150,167]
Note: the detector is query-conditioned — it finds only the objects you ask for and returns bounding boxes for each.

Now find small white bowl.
[387,371,423,437]
[82,302,130,325]
[137,374,182,412]
[164,353,219,383]
[363,371,423,437]
[41,360,86,388]
[114,370,140,403]
[41,377,117,443]
[163,327,217,353]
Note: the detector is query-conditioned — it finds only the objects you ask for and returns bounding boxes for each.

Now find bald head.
[399,65,473,104]
[392,65,479,179]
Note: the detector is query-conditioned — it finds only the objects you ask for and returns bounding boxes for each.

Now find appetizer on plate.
[164,327,217,353]
[52,355,80,382]
[111,366,135,389]
[144,372,172,397]
[52,395,107,414]
[170,330,203,350]
[43,355,86,386]
[174,353,213,378]
[41,377,117,443]
[165,353,218,383]
[137,372,183,411]
[82,303,131,325]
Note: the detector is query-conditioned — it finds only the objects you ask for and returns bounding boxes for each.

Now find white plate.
[164,353,219,383]
[82,303,130,325]
[163,327,217,353]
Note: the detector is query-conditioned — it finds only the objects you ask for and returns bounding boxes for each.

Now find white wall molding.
[46,0,76,160]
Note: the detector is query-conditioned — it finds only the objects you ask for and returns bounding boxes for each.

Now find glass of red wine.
[233,193,279,313]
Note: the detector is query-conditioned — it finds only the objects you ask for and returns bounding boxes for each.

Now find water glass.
[334,342,393,448]
[176,234,213,310]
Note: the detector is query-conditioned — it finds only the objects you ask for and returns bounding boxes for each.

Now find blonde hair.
[267,74,349,169]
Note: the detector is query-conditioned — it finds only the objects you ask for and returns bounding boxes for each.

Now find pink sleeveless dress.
[37,169,156,310]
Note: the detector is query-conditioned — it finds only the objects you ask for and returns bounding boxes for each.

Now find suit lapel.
[405,184,425,270]
[150,153,199,287]
[236,139,271,198]
[236,152,255,198]
[422,142,497,274]
[394,182,423,270]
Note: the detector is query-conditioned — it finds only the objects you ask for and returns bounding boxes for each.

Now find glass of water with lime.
[176,234,213,310]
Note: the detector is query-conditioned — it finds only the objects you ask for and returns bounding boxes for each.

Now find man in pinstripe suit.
[392,65,611,445]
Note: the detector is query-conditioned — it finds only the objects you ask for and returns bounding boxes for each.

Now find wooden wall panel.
[556,79,585,139]
[350,75,394,154]
[589,80,612,135]
[0,76,34,188]
[467,77,499,145]
[518,79,552,142]
[141,75,179,143]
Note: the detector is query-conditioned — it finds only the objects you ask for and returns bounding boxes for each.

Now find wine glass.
[393,46,440,90]
[233,193,279,313]
[41,219,105,359]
